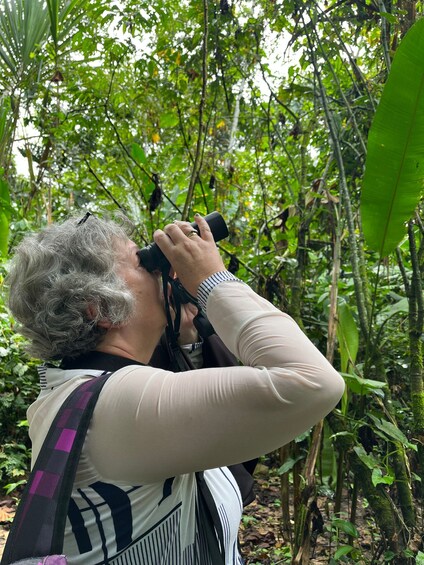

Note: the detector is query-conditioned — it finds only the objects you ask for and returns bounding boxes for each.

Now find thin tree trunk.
[292,189,342,563]
[399,0,417,37]
[182,0,208,220]
[292,421,324,565]
[279,444,293,546]
[407,221,424,495]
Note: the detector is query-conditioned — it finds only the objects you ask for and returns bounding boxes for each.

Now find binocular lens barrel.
[137,211,228,272]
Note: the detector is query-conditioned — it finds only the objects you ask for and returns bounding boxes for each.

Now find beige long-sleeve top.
[27,279,345,564]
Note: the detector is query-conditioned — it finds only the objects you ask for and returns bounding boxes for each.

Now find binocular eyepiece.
[137,211,229,272]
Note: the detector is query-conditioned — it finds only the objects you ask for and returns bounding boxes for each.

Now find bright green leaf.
[277,454,304,475]
[353,445,379,470]
[342,373,387,396]
[336,299,359,373]
[369,415,417,450]
[371,467,394,487]
[379,12,398,24]
[131,142,148,165]
[0,177,10,257]
[332,518,359,538]
[334,545,354,560]
[4,479,26,495]
[361,18,424,256]
[160,113,179,128]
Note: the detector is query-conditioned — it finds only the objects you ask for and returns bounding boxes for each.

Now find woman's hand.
[178,302,199,345]
[153,215,225,297]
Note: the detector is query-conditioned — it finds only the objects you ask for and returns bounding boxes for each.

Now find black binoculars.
[137,211,228,272]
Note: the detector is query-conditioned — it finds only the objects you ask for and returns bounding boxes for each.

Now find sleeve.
[87,281,345,484]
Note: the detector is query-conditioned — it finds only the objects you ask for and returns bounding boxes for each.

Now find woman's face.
[115,238,167,331]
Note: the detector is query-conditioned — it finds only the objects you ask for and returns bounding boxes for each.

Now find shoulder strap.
[196,472,226,565]
[1,373,112,565]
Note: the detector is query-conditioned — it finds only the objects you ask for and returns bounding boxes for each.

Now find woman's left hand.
[177,302,199,345]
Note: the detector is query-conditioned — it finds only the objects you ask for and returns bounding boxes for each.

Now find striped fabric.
[62,468,245,564]
[197,272,240,311]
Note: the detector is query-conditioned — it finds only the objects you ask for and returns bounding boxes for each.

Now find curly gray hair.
[6,214,135,360]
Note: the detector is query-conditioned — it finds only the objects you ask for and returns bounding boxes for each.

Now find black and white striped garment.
[63,466,245,565]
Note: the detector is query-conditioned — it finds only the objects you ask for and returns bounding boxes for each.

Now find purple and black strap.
[1,373,111,564]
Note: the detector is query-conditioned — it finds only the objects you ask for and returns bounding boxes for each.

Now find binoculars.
[137,211,229,272]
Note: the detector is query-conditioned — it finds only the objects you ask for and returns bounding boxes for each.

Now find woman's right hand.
[153,215,226,297]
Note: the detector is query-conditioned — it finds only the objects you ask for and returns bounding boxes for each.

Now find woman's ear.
[97,319,112,329]
[86,304,112,329]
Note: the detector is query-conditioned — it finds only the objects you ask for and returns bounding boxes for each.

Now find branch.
[84,159,129,216]
[182,0,209,220]
[308,8,368,156]
[302,12,370,339]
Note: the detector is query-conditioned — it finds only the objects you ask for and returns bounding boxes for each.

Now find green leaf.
[0,177,11,216]
[379,297,409,319]
[0,177,11,257]
[0,97,11,142]
[160,113,179,128]
[369,415,417,450]
[131,142,148,165]
[371,467,394,487]
[46,0,59,47]
[416,551,424,565]
[4,479,26,495]
[0,212,8,257]
[334,545,354,560]
[353,445,379,470]
[342,373,387,396]
[332,518,359,538]
[379,12,398,24]
[361,18,424,256]
[277,454,304,475]
[336,299,359,372]
[0,0,49,85]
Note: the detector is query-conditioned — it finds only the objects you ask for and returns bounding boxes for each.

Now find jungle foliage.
[0,0,423,563]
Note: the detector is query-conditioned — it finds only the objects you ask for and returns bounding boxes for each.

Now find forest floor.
[0,464,422,564]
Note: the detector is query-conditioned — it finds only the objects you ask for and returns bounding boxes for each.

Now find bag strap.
[2,373,112,565]
[195,472,226,564]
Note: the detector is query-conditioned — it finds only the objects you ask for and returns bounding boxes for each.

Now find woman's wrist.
[197,271,241,311]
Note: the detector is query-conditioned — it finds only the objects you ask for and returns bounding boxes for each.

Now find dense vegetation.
[0,0,423,563]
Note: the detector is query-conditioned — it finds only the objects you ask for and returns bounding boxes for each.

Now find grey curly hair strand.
[6,214,135,360]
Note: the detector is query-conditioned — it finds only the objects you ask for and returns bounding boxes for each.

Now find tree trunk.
[407,221,424,495]
[399,0,417,37]
[279,444,293,545]
[292,420,324,565]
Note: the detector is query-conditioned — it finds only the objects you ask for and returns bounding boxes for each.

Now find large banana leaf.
[360,18,424,257]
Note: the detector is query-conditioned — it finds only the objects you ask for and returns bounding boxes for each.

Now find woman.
[7,213,344,564]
